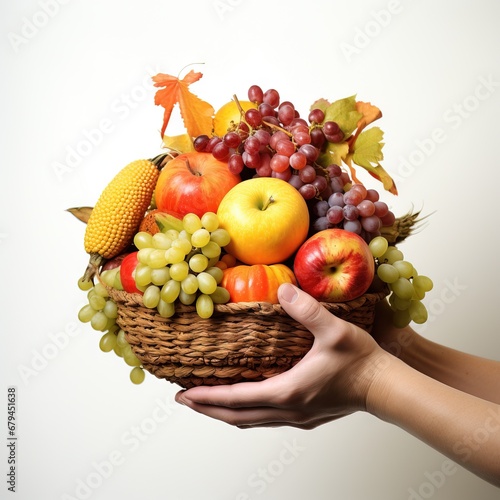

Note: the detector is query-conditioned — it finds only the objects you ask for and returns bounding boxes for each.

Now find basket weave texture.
[107,286,388,389]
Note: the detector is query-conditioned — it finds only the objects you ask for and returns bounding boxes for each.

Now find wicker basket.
[107,285,388,389]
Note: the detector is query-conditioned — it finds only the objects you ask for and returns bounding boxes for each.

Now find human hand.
[175,283,389,429]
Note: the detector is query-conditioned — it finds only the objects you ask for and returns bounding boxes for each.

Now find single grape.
[299,165,316,183]
[210,228,231,247]
[181,274,199,294]
[357,200,376,217]
[299,184,317,200]
[369,236,389,258]
[189,254,209,273]
[191,228,211,248]
[289,151,307,170]
[275,138,296,157]
[134,231,153,250]
[245,108,263,127]
[201,241,221,259]
[157,299,175,318]
[382,246,404,264]
[183,213,202,233]
[269,130,289,150]
[391,277,415,301]
[99,331,117,353]
[413,275,434,293]
[270,154,290,173]
[374,201,389,217]
[179,290,197,305]
[123,347,142,367]
[103,300,118,319]
[258,102,275,118]
[165,247,186,264]
[89,294,106,311]
[147,249,168,269]
[196,294,214,319]
[210,286,230,304]
[322,121,341,135]
[212,141,230,161]
[343,219,362,234]
[393,260,415,279]
[242,152,262,169]
[308,108,325,124]
[193,135,210,152]
[248,84,264,103]
[313,217,331,232]
[227,153,244,174]
[409,300,428,324]
[263,89,280,108]
[78,304,95,323]
[361,215,381,233]
[130,367,145,385]
[223,131,242,149]
[288,174,304,190]
[205,136,222,153]
[171,238,192,256]
[91,311,108,331]
[278,103,295,126]
[293,130,311,146]
[326,206,344,224]
[142,285,161,309]
[169,261,190,281]
[343,204,359,221]
[152,232,173,250]
[298,143,318,162]
[377,263,400,283]
[160,280,181,303]
[313,200,330,218]
[197,272,218,295]
[116,329,128,348]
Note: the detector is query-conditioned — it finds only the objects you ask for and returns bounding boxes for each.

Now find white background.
[1,1,499,499]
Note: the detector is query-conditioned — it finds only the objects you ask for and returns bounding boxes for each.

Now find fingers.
[278,283,346,344]
[175,377,286,409]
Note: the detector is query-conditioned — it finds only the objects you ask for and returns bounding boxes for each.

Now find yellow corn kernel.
[82,158,160,282]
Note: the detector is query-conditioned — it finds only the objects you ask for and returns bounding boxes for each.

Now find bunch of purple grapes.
[193,84,395,243]
[311,164,396,242]
[193,84,344,197]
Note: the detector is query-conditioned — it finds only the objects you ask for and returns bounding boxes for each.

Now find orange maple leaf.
[152,70,214,139]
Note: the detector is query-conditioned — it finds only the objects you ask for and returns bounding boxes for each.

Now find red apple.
[293,229,375,302]
[154,152,241,217]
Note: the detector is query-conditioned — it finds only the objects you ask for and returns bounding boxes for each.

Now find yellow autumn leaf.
[162,133,194,153]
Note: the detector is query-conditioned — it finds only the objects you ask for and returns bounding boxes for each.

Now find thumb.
[278,283,344,343]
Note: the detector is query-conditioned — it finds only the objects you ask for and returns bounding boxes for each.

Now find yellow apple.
[217,177,310,265]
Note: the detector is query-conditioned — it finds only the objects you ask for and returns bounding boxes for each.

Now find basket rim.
[106,284,389,317]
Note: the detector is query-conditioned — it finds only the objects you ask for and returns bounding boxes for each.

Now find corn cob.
[81,157,162,284]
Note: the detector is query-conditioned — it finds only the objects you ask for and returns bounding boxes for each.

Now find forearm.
[378,326,500,404]
[367,353,500,486]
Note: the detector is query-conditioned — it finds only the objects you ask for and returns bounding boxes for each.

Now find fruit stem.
[262,119,293,138]
[261,195,275,211]
[82,253,105,284]
[184,158,200,176]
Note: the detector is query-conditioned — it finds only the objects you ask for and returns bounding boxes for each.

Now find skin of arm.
[175,283,500,487]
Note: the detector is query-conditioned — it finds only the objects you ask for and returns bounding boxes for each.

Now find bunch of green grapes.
[78,269,146,384]
[369,236,433,328]
[133,211,231,319]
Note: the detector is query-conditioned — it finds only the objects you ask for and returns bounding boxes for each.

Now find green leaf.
[309,98,330,113]
[318,142,350,168]
[350,127,384,168]
[324,96,362,138]
[348,127,397,194]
